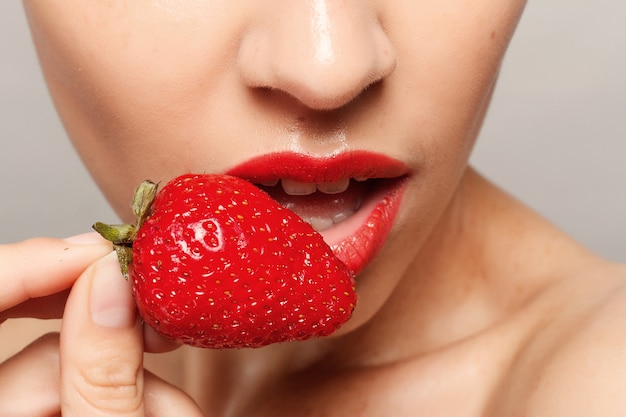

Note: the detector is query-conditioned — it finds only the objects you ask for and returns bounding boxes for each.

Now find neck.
[183,167,591,410]
[312,167,587,367]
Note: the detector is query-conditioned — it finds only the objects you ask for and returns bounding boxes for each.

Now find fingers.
[0,232,180,351]
[59,251,203,416]
[0,333,204,417]
[0,333,61,417]
[144,370,206,416]
[0,233,112,319]
[2,289,70,321]
[59,251,145,416]
[1,237,200,416]
[143,323,182,353]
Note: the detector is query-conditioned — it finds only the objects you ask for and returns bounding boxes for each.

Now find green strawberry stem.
[93,180,159,279]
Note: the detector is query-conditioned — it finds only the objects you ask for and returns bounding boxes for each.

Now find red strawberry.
[94,174,356,348]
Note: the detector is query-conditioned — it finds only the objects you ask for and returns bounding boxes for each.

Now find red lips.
[227,151,409,275]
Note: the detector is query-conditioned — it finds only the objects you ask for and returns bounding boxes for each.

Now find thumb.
[60,251,145,416]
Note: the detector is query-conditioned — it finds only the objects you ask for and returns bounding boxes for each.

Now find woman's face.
[24,0,525,331]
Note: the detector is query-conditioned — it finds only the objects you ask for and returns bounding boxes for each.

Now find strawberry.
[94,174,356,348]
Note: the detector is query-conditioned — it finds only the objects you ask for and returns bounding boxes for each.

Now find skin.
[2,0,626,415]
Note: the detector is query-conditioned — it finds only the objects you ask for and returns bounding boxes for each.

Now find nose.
[237,0,397,110]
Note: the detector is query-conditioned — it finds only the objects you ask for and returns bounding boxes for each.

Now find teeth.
[281,179,317,196]
[302,206,356,232]
[260,179,280,187]
[331,211,349,223]
[316,178,350,194]
[279,178,354,196]
[256,177,365,232]
[306,217,335,232]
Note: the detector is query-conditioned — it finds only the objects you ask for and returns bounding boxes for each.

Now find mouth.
[227,151,409,275]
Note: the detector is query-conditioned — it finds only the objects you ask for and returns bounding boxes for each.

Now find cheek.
[338,2,526,328]
[24,2,252,219]
[24,0,524,229]
[384,0,525,160]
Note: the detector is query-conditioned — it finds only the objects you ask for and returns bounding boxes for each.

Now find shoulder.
[517,261,626,416]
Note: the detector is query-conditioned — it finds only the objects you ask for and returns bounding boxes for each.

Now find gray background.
[1,1,625,262]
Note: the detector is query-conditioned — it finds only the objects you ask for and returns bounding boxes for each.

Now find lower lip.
[226,151,409,275]
[322,177,408,275]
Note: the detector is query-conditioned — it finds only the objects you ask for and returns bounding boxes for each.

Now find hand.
[0,233,112,322]
[0,235,205,416]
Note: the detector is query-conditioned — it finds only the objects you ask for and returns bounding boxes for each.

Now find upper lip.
[225,151,410,183]
[226,150,410,273]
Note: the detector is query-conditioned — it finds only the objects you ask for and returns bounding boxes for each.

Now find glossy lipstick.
[227,151,409,275]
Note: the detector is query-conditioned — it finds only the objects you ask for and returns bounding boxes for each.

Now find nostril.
[237,4,397,111]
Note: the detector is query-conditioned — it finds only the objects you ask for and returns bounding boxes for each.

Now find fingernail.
[63,232,107,245]
[90,251,137,328]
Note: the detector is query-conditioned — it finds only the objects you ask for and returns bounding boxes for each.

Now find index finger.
[0,233,111,318]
